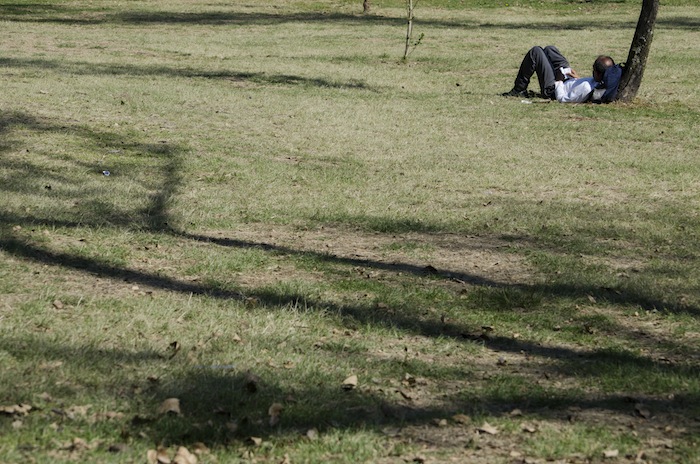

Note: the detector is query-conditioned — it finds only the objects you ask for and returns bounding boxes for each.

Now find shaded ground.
[3,222,697,463]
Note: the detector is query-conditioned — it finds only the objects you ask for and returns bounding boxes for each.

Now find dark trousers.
[513,46,570,99]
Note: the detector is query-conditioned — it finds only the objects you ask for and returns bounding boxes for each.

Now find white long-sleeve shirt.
[554,77,596,103]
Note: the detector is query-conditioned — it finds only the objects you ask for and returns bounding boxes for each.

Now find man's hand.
[555,67,579,81]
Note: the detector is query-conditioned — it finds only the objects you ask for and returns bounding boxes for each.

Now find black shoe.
[501,89,535,98]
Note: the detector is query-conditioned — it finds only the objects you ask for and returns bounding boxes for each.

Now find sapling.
[403,0,424,60]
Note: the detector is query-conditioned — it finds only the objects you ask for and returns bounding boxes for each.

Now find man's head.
[593,55,615,81]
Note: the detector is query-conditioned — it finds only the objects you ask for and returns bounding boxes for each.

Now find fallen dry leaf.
[342,374,358,391]
[634,403,651,419]
[173,446,198,464]
[191,443,209,455]
[157,448,172,464]
[649,438,674,449]
[603,449,619,458]
[37,392,53,402]
[403,373,417,386]
[477,422,499,435]
[247,436,263,447]
[103,411,125,420]
[0,403,33,416]
[158,398,181,415]
[521,423,537,433]
[66,437,90,451]
[66,404,91,419]
[509,408,523,417]
[268,402,284,426]
[382,426,401,437]
[431,418,448,427]
[52,300,64,309]
[148,448,172,464]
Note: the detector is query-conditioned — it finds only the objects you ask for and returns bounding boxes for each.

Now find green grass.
[1,0,700,462]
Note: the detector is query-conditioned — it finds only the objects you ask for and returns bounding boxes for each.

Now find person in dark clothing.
[503,45,614,103]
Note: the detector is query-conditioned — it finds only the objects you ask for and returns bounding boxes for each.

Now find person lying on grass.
[502,45,615,103]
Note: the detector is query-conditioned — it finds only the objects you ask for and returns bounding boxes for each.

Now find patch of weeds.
[468,285,544,312]
[331,277,388,294]
[186,247,272,276]
[286,429,390,463]
[524,424,640,462]
[480,373,582,410]
[360,216,443,235]
[573,348,700,394]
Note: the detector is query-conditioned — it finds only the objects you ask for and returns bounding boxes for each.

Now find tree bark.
[617,0,659,102]
[363,0,370,13]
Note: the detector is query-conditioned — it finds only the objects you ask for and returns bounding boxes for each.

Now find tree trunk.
[363,0,370,13]
[617,0,659,102]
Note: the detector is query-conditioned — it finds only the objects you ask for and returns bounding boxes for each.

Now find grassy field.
[1,0,699,462]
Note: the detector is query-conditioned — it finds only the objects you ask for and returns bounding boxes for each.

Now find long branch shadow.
[2,2,696,32]
[0,6,648,31]
[2,111,699,321]
[0,57,372,90]
[3,231,699,368]
[187,228,700,319]
[1,332,696,451]
[2,110,700,454]
[3,108,698,324]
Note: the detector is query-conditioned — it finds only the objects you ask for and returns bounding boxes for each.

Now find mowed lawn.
[1,0,699,463]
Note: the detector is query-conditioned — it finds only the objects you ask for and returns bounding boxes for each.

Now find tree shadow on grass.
[0,5,647,31]
[0,332,696,453]
[1,110,699,454]
[0,57,373,90]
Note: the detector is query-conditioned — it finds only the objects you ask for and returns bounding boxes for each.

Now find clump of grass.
[1,0,699,463]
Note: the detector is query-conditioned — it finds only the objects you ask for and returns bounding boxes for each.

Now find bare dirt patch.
[203,223,536,289]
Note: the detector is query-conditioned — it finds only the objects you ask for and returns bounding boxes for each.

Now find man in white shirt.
[502,45,615,103]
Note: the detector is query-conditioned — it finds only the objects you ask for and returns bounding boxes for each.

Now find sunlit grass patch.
[1,0,699,462]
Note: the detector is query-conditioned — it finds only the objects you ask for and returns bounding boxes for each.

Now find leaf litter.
[10,222,698,463]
